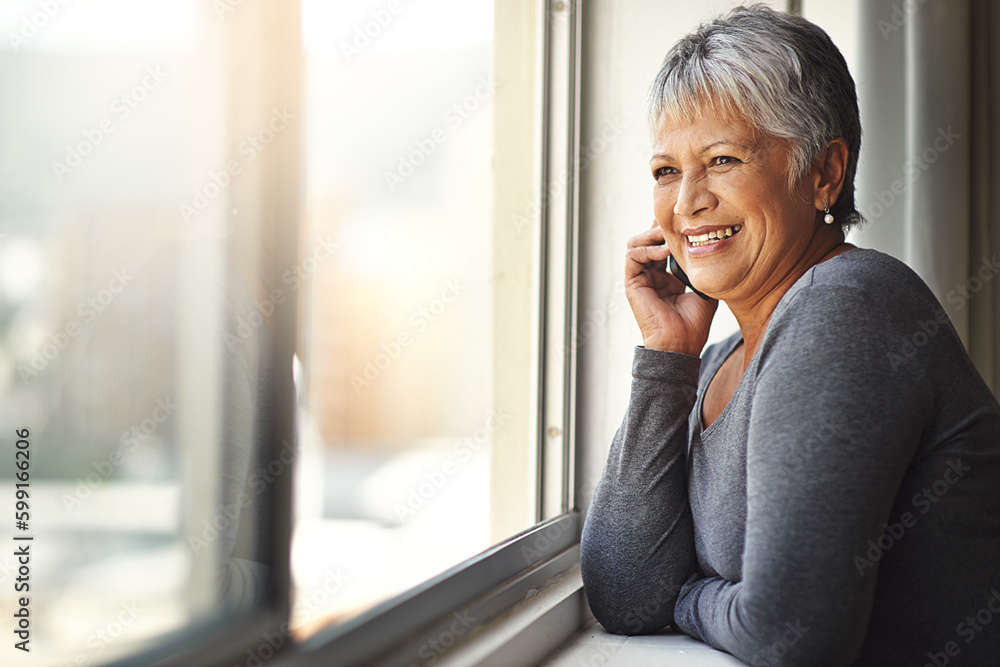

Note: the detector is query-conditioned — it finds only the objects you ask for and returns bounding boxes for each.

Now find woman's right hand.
[625,221,719,356]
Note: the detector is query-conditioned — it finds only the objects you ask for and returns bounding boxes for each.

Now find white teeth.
[686,225,742,247]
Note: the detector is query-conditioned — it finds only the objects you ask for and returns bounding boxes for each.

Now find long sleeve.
[673,285,933,666]
[580,346,701,634]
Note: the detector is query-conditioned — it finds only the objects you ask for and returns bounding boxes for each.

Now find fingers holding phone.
[625,221,672,288]
[624,220,718,356]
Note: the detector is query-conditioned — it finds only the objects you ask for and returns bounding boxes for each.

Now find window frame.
[291,513,582,666]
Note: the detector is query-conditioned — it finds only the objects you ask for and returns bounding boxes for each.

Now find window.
[0,0,584,663]
[290,0,581,638]
[290,0,507,632]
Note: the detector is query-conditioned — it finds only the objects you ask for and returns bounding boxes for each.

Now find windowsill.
[541,622,746,666]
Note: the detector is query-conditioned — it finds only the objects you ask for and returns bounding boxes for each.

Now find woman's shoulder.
[771,247,944,330]
[812,246,932,293]
[752,246,960,380]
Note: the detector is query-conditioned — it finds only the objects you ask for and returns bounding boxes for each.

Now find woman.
[580,5,1000,666]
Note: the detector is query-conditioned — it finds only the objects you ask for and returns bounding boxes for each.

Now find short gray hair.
[647,4,862,229]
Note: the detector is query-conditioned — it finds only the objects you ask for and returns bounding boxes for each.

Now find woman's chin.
[686,269,741,300]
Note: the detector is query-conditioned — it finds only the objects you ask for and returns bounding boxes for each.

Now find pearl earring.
[823,197,834,224]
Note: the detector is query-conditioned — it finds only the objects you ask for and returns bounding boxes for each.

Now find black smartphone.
[668,255,712,300]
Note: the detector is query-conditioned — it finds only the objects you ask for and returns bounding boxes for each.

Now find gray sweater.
[581,248,1000,666]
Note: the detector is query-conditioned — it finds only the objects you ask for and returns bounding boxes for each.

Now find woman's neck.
[729,237,855,370]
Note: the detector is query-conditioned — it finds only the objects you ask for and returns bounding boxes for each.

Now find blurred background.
[0,0,504,662]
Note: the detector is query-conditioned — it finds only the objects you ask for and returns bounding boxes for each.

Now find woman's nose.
[673,172,716,218]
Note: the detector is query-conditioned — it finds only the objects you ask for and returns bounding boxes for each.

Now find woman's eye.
[713,155,740,166]
[654,166,677,179]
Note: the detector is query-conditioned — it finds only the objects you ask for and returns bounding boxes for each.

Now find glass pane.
[291,0,511,633]
[0,1,284,663]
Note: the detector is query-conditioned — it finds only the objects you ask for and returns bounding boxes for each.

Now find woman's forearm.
[580,346,701,634]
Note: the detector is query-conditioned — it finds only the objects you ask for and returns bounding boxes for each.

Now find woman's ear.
[812,138,849,209]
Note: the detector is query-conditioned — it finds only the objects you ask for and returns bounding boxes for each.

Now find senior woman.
[580,5,1000,667]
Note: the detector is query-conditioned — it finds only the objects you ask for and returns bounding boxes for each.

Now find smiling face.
[650,109,820,303]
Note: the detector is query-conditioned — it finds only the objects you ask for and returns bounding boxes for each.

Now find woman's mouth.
[685,225,742,247]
